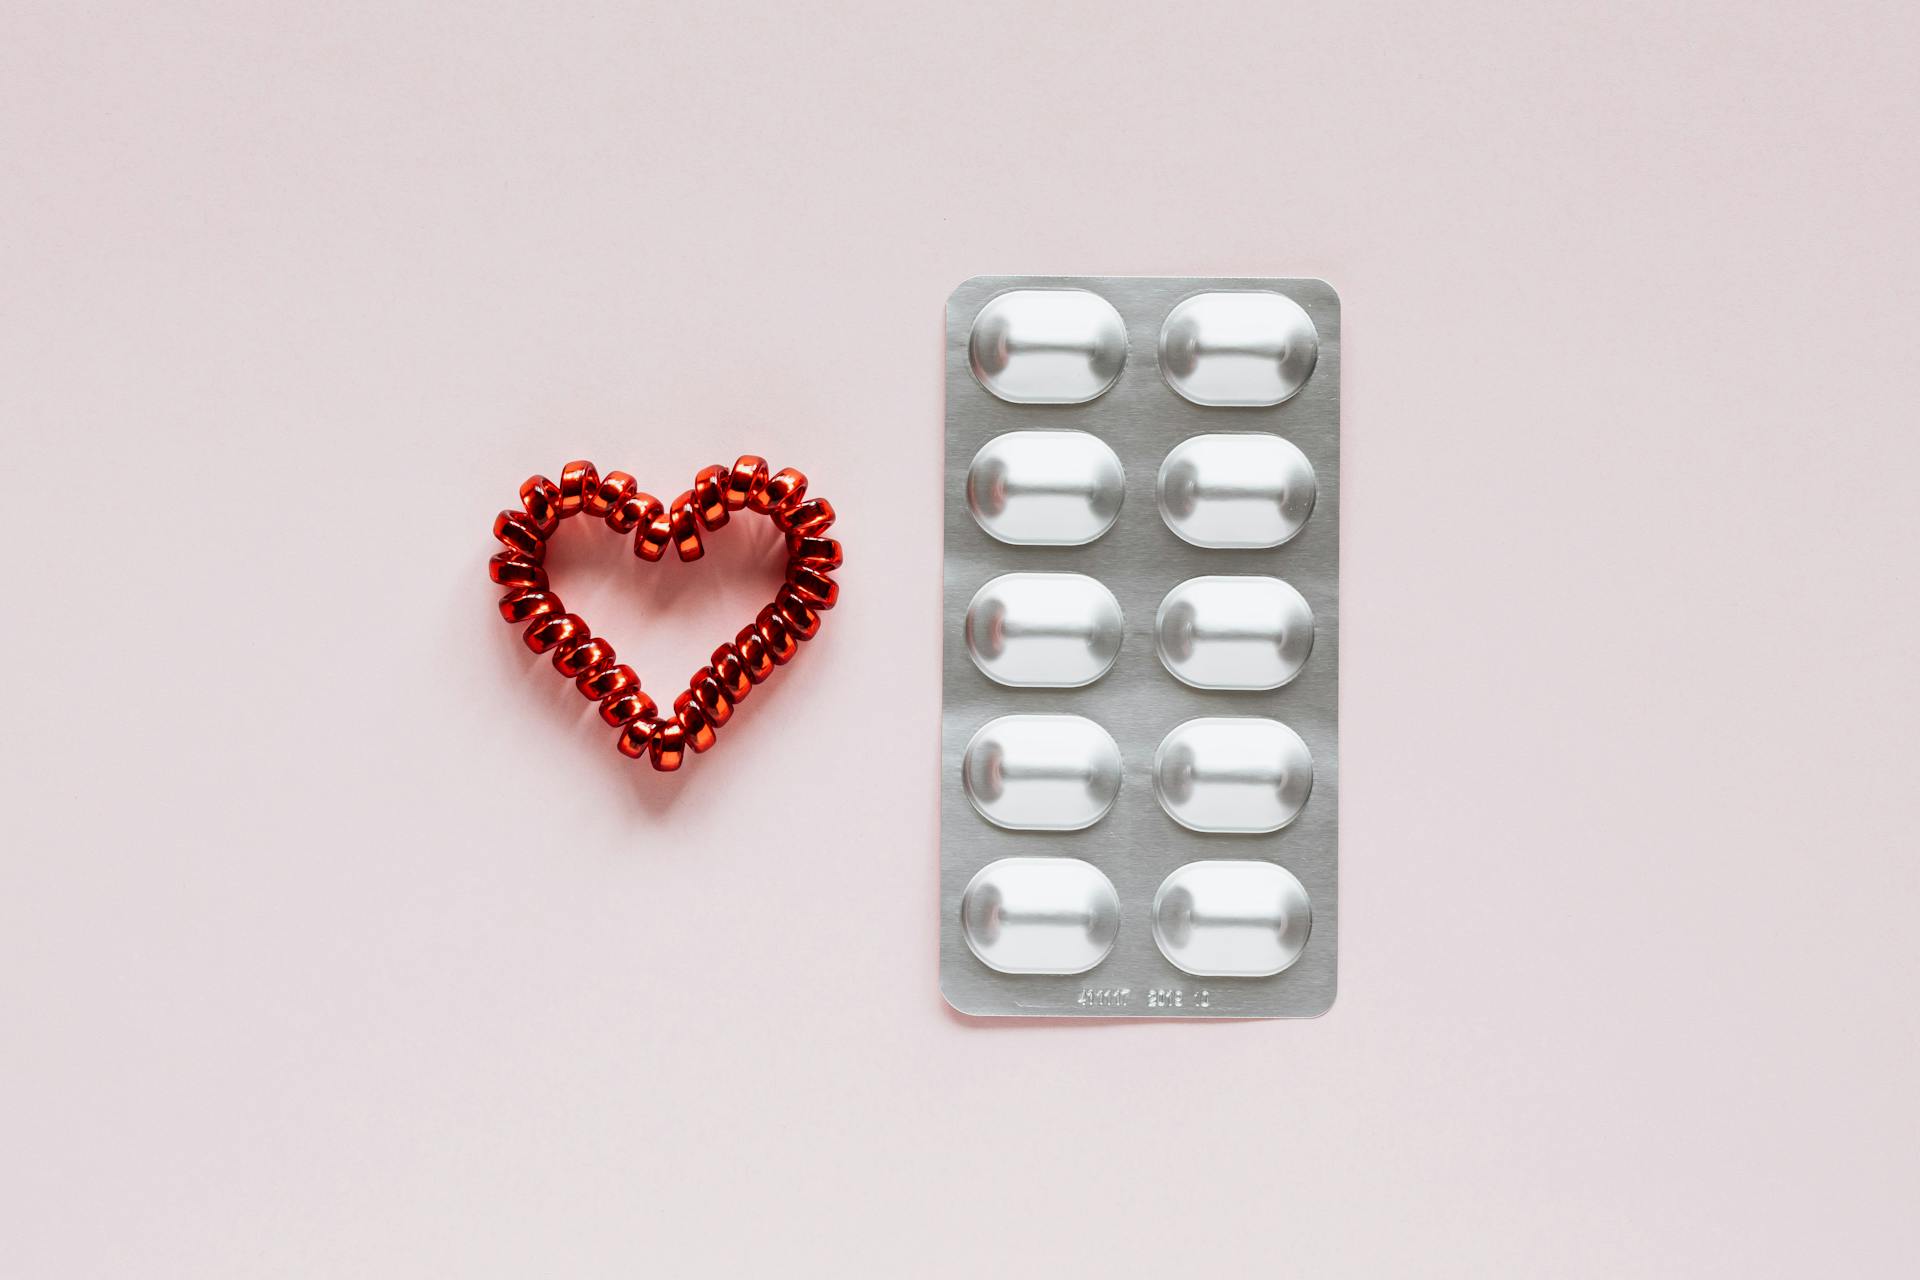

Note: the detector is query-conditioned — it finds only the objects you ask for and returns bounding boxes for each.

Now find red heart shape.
[489,456,841,772]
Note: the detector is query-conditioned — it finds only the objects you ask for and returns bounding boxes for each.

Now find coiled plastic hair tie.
[489,456,841,772]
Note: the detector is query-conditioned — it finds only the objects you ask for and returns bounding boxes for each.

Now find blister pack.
[941,275,1339,1018]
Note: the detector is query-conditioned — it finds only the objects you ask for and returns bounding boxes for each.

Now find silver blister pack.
[941,275,1339,1019]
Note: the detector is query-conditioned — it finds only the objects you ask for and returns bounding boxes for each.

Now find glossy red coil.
[488,457,841,774]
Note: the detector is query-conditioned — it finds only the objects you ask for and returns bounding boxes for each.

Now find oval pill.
[962,714,1122,831]
[967,430,1125,546]
[1157,433,1316,549]
[969,289,1128,404]
[967,572,1123,688]
[1153,717,1313,833]
[1152,861,1312,977]
[1159,291,1319,406]
[961,857,1121,975]
[1156,576,1314,690]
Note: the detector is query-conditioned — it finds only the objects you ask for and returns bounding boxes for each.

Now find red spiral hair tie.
[488,456,841,772]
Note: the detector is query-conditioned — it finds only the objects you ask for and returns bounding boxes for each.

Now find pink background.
[4,3,1917,1274]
